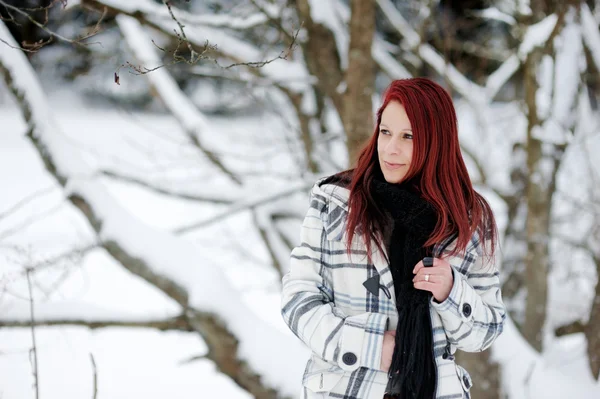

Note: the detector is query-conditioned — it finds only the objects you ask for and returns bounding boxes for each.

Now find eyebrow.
[380,123,412,132]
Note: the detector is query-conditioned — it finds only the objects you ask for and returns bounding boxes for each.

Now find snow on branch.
[375,0,487,104]
[0,20,307,398]
[88,0,272,30]
[473,7,517,25]
[581,4,600,74]
[0,303,189,330]
[116,15,241,185]
[485,54,520,99]
[81,0,310,92]
[518,13,559,60]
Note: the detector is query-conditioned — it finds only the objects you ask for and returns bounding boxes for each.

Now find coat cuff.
[337,312,389,371]
[431,267,475,328]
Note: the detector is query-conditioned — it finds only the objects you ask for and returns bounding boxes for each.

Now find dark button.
[463,375,471,389]
[342,352,357,365]
[462,303,472,317]
[442,352,454,360]
[442,353,448,360]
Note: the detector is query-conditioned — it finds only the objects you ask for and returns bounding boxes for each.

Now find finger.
[413,274,443,284]
[414,267,447,277]
[413,257,446,274]
[413,260,424,274]
[413,281,437,292]
[420,260,451,275]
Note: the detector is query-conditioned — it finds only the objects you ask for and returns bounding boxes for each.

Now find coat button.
[342,352,357,365]
[462,303,472,317]
[463,375,471,389]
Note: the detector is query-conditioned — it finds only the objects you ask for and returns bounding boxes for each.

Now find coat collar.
[311,177,474,276]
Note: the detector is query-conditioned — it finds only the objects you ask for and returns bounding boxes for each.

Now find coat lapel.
[316,182,397,306]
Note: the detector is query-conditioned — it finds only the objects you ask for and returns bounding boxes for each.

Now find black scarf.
[370,172,438,398]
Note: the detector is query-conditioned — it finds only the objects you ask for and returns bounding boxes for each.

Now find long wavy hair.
[342,78,497,262]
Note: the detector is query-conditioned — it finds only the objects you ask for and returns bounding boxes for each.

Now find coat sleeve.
[431,233,506,352]
[281,183,389,372]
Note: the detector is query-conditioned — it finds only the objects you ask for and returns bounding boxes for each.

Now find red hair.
[343,78,497,261]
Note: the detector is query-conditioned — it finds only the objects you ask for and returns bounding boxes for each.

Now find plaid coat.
[281,178,506,399]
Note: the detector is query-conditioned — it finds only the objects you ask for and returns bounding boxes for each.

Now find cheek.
[406,143,414,162]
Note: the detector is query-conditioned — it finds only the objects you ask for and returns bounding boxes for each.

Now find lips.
[384,161,405,170]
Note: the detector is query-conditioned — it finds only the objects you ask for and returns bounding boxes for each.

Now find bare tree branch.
[0,313,193,331]
[0,185,57,221]
[98,169,236,204]
[555,320,586,336]
[0,201,66,241]
[174,181,313,234]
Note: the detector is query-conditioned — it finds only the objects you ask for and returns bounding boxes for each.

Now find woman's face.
[377,100,414,184]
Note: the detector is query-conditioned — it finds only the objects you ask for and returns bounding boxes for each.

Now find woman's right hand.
[380,330,396,372]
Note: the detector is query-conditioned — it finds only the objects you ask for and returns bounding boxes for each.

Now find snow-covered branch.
[375,0,487,105]
[581,3,600,73]
[116,15,241,185]
[81,0,310,93]
[0,311,193,332]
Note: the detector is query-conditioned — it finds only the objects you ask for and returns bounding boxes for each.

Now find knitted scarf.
[370,172,438,398]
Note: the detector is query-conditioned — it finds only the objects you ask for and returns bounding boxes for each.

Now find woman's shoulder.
[309,170,354,215]
[317,169,353,189]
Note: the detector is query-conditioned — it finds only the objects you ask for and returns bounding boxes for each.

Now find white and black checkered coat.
[281,178,506,399]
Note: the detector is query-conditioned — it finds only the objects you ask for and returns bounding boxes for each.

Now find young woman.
[281,78,505,399]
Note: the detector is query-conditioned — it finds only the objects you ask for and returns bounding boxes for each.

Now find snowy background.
[1,0,600,398]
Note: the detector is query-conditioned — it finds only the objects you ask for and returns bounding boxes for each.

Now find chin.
[381,171,407,184]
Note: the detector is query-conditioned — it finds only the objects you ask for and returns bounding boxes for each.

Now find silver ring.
[425,274,430,282]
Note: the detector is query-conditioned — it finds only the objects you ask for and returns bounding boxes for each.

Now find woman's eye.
[380,129,390,135]
[404,133,413,139]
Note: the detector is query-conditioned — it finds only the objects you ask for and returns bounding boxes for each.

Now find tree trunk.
[344,0,376,166]
[521,48,550,352]
[586,255,600,378]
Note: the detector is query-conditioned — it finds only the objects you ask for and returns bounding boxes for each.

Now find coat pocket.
[455,364,473,394]
[303,371,345,393]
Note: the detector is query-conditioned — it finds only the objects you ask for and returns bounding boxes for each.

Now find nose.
[385,134,402,155]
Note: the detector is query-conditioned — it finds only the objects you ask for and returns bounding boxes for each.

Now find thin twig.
[99,169,235,204]
[161,0,197,60]
[90,353,97,399]
[25,268,39,399]
[174,181,313,234]
[0,201,66,241]
[0,185,57,222]
[220,27,300,70]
